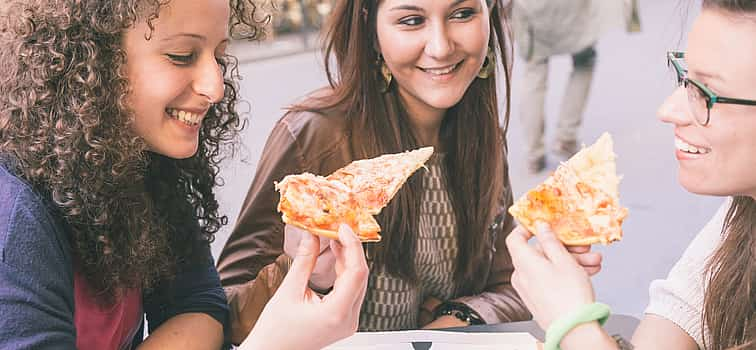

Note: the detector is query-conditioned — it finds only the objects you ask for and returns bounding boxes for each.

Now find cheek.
[722,132,756,192]
[680,130,756,196]
[379,34,422,72]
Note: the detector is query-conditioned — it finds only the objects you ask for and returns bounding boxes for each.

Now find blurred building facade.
[260,0,334,40]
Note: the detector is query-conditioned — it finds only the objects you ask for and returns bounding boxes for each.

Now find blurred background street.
[211,0,723,318]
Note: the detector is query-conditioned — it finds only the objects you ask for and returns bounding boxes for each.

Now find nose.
[424,22,454,60]
[658,86,694,127]
[192,55,225,104]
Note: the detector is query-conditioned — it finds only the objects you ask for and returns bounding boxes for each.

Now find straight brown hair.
[291,0,513,289]
[703,196,755,349]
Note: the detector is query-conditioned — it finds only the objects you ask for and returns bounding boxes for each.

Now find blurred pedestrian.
[511,0,606,173]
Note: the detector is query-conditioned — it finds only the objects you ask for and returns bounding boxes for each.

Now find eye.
[398,15,425,26]
[166,53,196,65]
[450,8,476,20]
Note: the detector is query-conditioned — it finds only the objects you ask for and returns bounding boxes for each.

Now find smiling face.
[375,0,490,120]
[123,0,230,159]
[658,8,756,198]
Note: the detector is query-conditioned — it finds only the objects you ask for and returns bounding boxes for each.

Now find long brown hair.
[703,197,755,349]
[0,0,261,302]
[292,0,512,288]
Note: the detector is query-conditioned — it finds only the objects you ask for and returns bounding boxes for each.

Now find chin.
[156,145,199,160]
[679,173,732,197]
[424,93,466,110]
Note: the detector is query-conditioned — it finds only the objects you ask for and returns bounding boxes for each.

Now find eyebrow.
[161,33,206,41]
[160,33,230,46]
[390,0,468,12]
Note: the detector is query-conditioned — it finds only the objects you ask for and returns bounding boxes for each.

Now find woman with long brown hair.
[506,0,756,349]
[217,0,603,341]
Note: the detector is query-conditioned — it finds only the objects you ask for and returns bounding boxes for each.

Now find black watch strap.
[433,302,485,325]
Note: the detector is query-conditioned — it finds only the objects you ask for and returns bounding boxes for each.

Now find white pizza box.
[324,330,538,350]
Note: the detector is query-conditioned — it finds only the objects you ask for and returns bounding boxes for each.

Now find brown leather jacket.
[217,105,531,344]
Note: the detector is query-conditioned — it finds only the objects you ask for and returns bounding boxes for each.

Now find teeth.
[166,108,202,126]
[423,64,457,75]
[675,137,710,154]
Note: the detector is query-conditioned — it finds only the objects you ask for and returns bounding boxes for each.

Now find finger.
[565,245,591,254]
[533,222,573,264]
[572,251,602,267]
[311,248,337,290]
[584,265,602,276]
[572,251,603,276]
[505,226,544,270]
[317,235,332,255]
[331,238,344,275]
[510,270,531,308]
[336,235,370,313]
[277,232,320,298]
[327,224,369,309]
[330,238,369,315]
[533,241,545,256]
[283,224,305,258]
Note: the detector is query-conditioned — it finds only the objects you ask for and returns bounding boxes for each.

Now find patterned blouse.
[359,153,459,331]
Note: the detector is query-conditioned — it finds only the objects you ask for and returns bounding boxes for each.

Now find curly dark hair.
[0,0,264,303]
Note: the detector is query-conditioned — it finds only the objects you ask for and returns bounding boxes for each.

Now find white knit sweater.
[645,198,731,348]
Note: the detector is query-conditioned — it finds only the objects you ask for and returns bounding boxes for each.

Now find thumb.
[278,232,320,298]
[533,222,572,263]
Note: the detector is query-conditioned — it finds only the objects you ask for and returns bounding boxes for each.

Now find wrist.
[433,302,485,325]
[559,322,617,350]
[544,302,611,350]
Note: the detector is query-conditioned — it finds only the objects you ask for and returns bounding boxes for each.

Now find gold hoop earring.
[477,48,495,79]
[378,55,393,93]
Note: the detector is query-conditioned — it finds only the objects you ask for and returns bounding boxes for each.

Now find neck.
[397,92,445,149]
[409,117,442,149]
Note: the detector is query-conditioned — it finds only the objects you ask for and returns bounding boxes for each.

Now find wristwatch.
[611,335,635,350]
[433,302,485,325]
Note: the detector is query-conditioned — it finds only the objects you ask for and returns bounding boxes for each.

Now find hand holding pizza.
[284,224,337,291]
[506,223,596,331]
[241,225,368,350]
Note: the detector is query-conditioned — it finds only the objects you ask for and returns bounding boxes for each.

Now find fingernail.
[535,222,550,232]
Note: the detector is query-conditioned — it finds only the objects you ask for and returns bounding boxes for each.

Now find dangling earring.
[477,47,495,79]
[377,55,393,93]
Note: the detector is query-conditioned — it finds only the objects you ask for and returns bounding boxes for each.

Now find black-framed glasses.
[666,51,756,126]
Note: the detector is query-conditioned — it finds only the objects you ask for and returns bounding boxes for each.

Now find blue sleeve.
[0,184,76,349]
[143,243,230,335]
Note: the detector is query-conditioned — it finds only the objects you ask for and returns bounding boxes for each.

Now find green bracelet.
[544,302,611,350]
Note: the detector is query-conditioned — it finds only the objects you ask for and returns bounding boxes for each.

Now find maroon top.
[74,270,143,350]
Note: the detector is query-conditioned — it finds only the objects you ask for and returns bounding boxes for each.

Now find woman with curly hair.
[0,0,368,349]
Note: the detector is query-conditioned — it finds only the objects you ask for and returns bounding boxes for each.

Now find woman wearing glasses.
[505,0,756,349]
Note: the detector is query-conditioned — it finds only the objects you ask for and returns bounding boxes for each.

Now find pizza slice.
[276,147,434,242]
[508,133,628,245]
[327,147,434,214]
